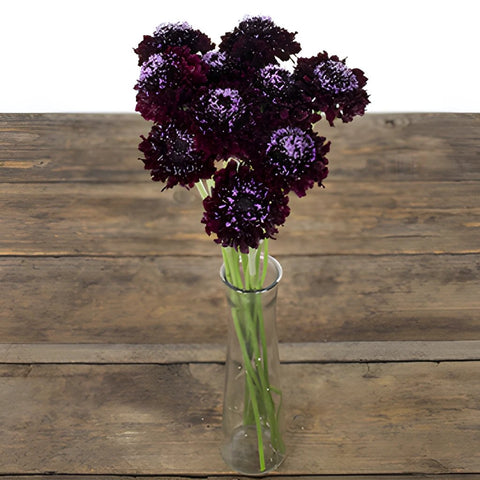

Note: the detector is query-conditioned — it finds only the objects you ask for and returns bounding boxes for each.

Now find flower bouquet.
[134,16,368,474]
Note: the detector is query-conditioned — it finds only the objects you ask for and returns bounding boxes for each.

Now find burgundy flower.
[258,65,294,101]
[137,53,169,91]
[202,161,290,253]
[133,18,369,251]
[264,127,329,197]
[219,16,301,68]
[296,52,369,125]
[135,46,208,124]
[202,50,241,82]
[254,64,312,129]
[195,87,246,134]
[314,59,360,94]
[139,123,215,189]
[135,22,214,65]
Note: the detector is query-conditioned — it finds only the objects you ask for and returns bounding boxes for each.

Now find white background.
[0,0,478,113]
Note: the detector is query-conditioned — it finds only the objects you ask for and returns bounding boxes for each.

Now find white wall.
[0,0,478,113]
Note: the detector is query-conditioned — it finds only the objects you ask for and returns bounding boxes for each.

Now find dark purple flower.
[252,64,313,129]
[133,18,369,251]
[258,65,294,101]
[219,16,301,68]
[202,50,239,82]
[314,59,360,94]
[135,46,208,123]
[195,87,247,134]
[137,53,168,90]
[295,52,369,125]
[264,127,329,197]
[139,123,215,189]
[134,22,214,65]
[202,161,290,253]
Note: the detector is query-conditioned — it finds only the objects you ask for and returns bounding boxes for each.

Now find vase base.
[221,425,285,476]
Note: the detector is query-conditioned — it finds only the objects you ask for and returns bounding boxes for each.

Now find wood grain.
[1,254,478,344]
[1,180,479,256]
[1,113,479,182]
[3,477,480,480]
[1,341,479,364]
[325,112,480,181]
[1,113,479,479]
[0,362,478,475]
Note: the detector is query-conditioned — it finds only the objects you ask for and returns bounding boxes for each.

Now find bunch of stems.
[222,240,284,472]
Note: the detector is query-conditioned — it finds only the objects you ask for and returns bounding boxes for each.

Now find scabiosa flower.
[135,22,214,65]
[202,50,239,82]
[138,123,215,189]
[135,46,208,123]
[202,161,290,253]
[264,127,329,197]
[258,65,294,101]
[195,87,247,135]
[134,18,369,253]
[314,59,359,94]
[296,52,369,125]
[219,16,301,68]
[137,53,168,90]
[252,64,313,128]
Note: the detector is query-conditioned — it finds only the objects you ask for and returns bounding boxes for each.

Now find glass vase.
[220,255,285,475]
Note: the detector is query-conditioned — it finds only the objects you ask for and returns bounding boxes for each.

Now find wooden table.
[1,112,479,478]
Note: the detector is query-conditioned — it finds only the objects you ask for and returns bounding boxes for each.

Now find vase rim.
[220,254,283,294]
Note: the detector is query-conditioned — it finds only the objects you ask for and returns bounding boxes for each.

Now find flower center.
[259,65,293,98]
[162,129,199,175]
[314,59,358,94]
[222,179,270,226]
[235,195,255,214]
[267,127,316,177]
[168,137,189,164]
[205,88,246,131]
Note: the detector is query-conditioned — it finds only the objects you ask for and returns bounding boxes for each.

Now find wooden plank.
[4,477,480,480]
[1,181,479,256]
[325,112,480,181]
[1,113,479,183]
[2,477,480,480]
[0,149,149,183]
[1,341,479,364]
[0,113,142,150]
[1,254,479,344]
[0,362,478,474]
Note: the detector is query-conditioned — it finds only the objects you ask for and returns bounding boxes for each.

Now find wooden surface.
[0,112,479,477]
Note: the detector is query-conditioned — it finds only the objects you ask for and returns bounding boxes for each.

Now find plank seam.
[0,341,478,364]
[1,252,480,259]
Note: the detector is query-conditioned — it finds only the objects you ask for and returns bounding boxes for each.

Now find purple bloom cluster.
[138,123,216,189]
[202,161,290,253]
[296,52,370,125]
[134,16,369,252]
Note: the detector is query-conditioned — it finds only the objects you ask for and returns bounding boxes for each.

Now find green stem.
[231,308,266,471]
[195,180,209,200]
[261,239,269,287]
[222,243,284,470]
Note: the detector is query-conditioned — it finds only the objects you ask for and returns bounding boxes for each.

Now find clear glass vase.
[220,255,285,475]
